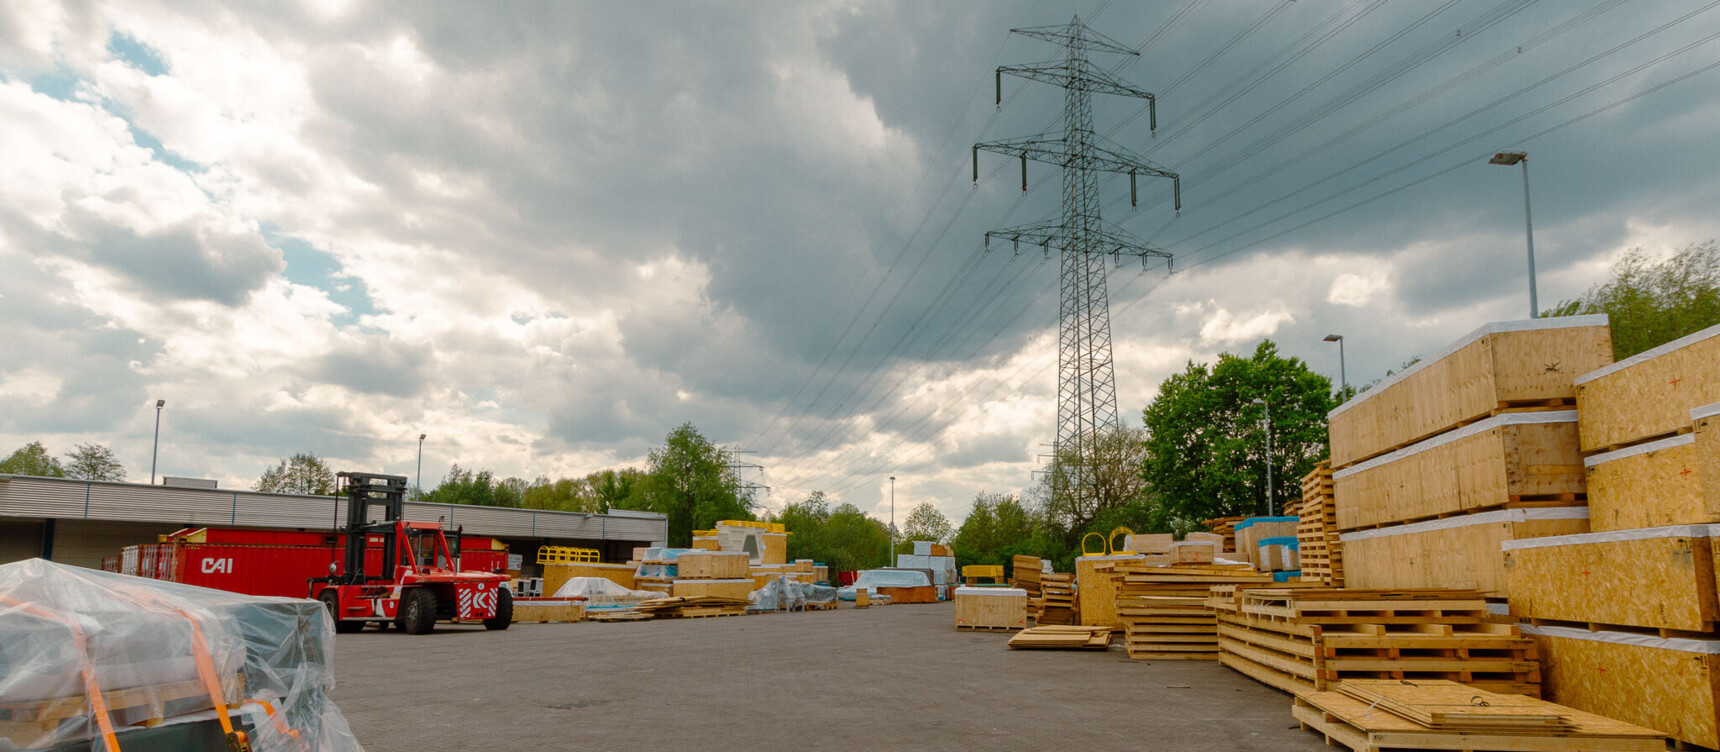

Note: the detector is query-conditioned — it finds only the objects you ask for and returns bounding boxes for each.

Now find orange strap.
[104,585,249,751]
[0,595,122,752]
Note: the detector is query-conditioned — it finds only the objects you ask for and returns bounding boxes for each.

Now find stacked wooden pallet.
[1297,462,1342,586]
[1006,625,1113,650]
[1213,588,1542,697]
[1201,517,1246,554]
[1038,572,1077,625]
[636,596,750,618]
[1293,680,1667,752]
[1009,555,1044,621]
[1114,563,1273,661]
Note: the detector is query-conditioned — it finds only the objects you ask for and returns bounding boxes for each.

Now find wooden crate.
[1504,526,1719,632]
[542,562,636,596]
[762,532,788,565]
[1125,533,1173,554]
[676,551,750,579]
[1332,411,1584,531]
[1234,518,1298,567]
[1169,541,1214,564]
[876,585,938,604]
[1340,508,1589,596]
[1328,316,1612,468]
[671,578,754,600]
[691,535,719,551]
[1527,623,1720,749]
[1076,554,1142,628]
[953,586,1028,629]
[512,599,587,623]
[1585,412,1720,530]
[1576,322,1720,452]
[1040,572,1076,625]
[1292,689,1667,752]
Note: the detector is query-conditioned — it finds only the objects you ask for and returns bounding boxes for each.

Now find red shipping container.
[142,527,509,599]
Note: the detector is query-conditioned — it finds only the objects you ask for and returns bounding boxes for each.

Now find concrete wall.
[0,518,46,564]
[50,519,185,569]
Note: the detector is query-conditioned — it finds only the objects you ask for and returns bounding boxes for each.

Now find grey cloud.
[304,335,433,398]
[66,206,281,306]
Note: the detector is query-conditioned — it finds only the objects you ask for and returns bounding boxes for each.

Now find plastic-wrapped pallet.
[0,558,363,751]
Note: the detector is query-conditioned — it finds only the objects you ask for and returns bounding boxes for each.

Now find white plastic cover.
[549,576,670,606]
[836,569,931,600]
[750,576,835,611]
[0,558,363,751]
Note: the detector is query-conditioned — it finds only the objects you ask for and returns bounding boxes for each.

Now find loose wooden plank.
[1293,690,1668,752]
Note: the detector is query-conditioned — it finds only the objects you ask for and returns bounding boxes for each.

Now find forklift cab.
[402,522,461,572]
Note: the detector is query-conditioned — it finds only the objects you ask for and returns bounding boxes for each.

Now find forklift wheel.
[319,592,364,634]
[397,588,438,635]
[484,587,513,631]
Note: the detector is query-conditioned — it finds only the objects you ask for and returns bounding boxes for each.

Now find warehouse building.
[0,473,667,574]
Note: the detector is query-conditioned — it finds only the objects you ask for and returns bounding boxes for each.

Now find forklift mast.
[335,471,407,586]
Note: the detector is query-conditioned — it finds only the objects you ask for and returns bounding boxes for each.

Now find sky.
[3,0,1720,527]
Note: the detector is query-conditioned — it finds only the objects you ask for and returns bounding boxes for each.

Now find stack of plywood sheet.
[1292,680,1667,752]
[1076,554,1143,628]
[1009,555,1044,621]
[1213,588,1541,697]
[1114,562,1272,661]
[1501,321,1720,750]
[1006,625,1113,650]
[1039,572,1077,625]
[1327,317,1612,596]
[1298,462,1342,586]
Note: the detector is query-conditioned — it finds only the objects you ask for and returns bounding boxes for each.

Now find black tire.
[484,587,513,631]
[397,588,438,635]
[320,591,364,634]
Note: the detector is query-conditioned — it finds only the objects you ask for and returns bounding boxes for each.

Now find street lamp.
[150,399,165,485]
[416,434,426,501]
[888,476,896,568]
[1323,334,1347,398]
[1251,398,1272,516]
[1489,150,1538,318]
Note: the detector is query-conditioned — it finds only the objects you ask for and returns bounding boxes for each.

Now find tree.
[63,443,126,481]
[1546,241,1720,360]
[1040,424,1151,535]
[899,501,953,545]
[254,452,336,495]
[0,442,67,477]
[1142,340,1336,526]
[773,491,891,574]
[421,464,504,506]
[630,423,752,546]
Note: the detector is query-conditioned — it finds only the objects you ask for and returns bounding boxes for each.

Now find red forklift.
[310,471,512,634]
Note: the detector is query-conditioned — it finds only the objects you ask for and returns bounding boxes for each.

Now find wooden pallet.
[587,610,654,622]
[1114,564,1273,661]
[1298,462,1343,586]
[1007,625,1113,650]
[1293,689,1667,752]
[956,624,1024,632]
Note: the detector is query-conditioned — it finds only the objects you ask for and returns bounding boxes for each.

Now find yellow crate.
[717,520,788,534]
[962,565,1004,580]
[537,546,600,564]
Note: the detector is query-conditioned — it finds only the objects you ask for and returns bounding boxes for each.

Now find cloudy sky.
[4,0,1719,525]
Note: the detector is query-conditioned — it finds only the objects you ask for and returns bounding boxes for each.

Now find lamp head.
[155,399,166,408]
[418,433,426,441]
[1490,151,1527,166]
[1323,334,1342,343]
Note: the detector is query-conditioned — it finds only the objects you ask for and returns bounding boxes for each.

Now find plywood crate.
[1125,533,1173,554]
[1585,404,1720,530]
[1340,507,1589,596]
[1526,623,1720,749]
[1333,411,1584,530]
[691,535,720,551]
[877,585,938,604]
[1076,554,1142,628]
[1169,541,1215,564]
[1328,316,1611,468]
[542,562,637,596]
[511,599,587,623]
[953,586,1028,629]
[1504,525,1719,632]
[676,551,751,579]
[1234,518,1298,566]
[762,532,788,565]
[1576,322,1720,452]
[671,578,754,600]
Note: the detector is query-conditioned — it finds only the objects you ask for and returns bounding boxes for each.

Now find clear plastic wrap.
[549,576,669,606]
[836,569,931,601]
[749,577,839,611]
[0,558,362,751]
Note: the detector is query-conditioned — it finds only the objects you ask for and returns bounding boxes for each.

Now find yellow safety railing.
[537,546,600,564]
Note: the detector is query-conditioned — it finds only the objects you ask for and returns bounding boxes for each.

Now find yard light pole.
[416,433,426,500]
[1489,151,1538,318]
[888,476,896,568]
[1323,334,1347,398]
[1252,398,1272,516]
[150,399,165,485]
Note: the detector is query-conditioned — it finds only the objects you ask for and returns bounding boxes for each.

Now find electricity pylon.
[973,16,1180,515]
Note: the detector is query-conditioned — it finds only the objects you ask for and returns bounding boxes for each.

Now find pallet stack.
[1038,572,1077,625]
[1502,320,1720,750]
[1009,555,1044,621]
[1213,587,1542,697]
[1114,562,1272,661]
[1201,517,1247,554]
[1327,317,1612,597]
[1006,625,1113,650]
[671,551,754,601]
[1293,680,1667,752]
[1297,462,1342,586]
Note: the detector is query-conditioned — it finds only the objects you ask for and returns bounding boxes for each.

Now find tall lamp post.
[1323,334,1347,398]
[888,476,896,568]
[416,433,426,500]
[1489,151,1538,318]
[150,399,165,485]
[1251,398,1272,516]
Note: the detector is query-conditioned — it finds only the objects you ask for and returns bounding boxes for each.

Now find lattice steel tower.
[973,17,1180,510]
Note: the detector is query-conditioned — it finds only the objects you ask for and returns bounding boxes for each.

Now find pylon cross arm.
[975,136,1176,182]
[999,60,1155,102]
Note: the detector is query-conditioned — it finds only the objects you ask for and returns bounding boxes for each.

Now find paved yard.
[330,602,1332,751]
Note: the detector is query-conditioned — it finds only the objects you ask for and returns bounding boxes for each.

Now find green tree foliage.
[627,423,752,546]
[1545,242,1720,360]
[421,464,503,506]
[254,452,336,495]
[587,467,646,510]
[1141,340,1336,525]
[773,491,891,574]
[951,491,1072,574]
[899,501,953,545]
[0,442,67,477]
[63,443,126,481]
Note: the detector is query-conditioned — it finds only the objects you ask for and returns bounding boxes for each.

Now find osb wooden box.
[1327,316,1611,469]
[1504,526,1719,632]
[671,578,754,600]
[677,551,751,579]
[1341,507,1588,596]
[1333,411,1584,531]
[1577,323,1720,452]
[1585,404,1720,531]
[953,586,1028,629]
[1528,624,1720,749]
[1076,554,1143,629]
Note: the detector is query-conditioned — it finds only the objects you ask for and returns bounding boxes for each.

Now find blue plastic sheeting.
[1233,516,1299,530]
[1257,536,1300,549]
[1272,571,1302,582]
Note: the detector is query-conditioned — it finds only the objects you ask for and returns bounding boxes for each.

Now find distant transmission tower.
[973,17,1180,513]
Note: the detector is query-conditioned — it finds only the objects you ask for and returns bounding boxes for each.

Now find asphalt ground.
[329,601,1334,751]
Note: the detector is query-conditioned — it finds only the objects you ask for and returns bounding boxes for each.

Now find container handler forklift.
[310,471,512,634]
